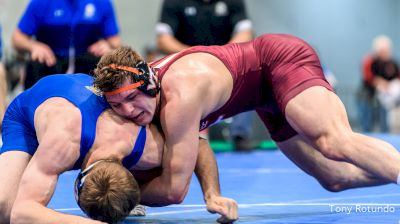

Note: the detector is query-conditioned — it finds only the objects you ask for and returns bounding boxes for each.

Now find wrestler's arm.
[135,136,238,222]
[132,139,221,190]
[133,139,221,189]
[10,120,104,223]
[195,138,238,223]
[139,78,202,206]
[195,138,220,200]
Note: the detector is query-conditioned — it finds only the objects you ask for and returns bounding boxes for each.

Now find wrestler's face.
[106,79,157,125]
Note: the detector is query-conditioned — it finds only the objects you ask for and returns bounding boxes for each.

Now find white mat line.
[166,203,400,209]
[288,193,400,203]
[146,208,205,216]
[55,193,400,211]
[238,203,400,207]
[168,193,400,208]
[62,168,302,176]
[55,203,400,214]
[146,203,400,216]
[219,168,301,174]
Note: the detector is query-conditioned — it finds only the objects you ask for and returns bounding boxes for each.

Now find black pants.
[24,53,100,89]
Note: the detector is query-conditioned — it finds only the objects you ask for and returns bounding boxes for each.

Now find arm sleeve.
[102,0,120,37]
[158,0,181,35]
[18,0,42,36]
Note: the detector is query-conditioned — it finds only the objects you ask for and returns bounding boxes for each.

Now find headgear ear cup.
[136,61,160,97]
[74,160,105,207]
[105,61,160,97]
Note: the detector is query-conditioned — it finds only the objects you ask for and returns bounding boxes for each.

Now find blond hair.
[93,46,143,92]
[78,160,140,223]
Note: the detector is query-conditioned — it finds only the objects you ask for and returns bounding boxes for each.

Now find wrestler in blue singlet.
[1,74,146,170]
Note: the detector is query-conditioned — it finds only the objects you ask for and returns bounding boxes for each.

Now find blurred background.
[1,0,400,150]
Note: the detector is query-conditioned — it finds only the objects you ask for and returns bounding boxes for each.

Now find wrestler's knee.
[313,131,352,161]
[318,178,347,192]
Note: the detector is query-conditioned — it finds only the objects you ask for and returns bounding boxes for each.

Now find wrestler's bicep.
[160,96,201,182]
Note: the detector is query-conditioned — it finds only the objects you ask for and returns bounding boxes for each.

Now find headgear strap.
[74,160,110,205]
[103,81,144,96]
[108,64,142,75]
[103,62,159,97]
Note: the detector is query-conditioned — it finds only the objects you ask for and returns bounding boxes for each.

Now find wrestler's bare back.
[34,98,163,171]
[162,52,233,118]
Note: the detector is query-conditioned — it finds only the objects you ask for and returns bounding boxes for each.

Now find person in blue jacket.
[12,0,121,89]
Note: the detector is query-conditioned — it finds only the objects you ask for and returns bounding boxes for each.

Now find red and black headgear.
[104,61,160,97]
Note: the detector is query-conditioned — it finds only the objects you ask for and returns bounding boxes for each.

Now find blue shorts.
[1,98,38,155]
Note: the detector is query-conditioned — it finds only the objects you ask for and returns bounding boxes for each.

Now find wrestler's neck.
[153,92,162,121]
[83,110,141,169]
[85,121,164,171]
[132,124,164,170]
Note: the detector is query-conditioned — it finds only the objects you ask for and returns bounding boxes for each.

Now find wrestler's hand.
[206,196,238,223]
[31,41,56,66]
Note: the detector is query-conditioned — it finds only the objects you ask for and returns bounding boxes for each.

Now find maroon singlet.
[150,34,333,142]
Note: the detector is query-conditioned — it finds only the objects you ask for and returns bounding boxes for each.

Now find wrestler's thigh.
[277,135,356,179]
[284,86,351,141]
[0,151,31,203]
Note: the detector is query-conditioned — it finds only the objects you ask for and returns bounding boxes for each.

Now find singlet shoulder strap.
[122,126,146,168]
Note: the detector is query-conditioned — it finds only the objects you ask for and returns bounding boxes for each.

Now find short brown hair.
[93,46,143,92]
[78,160,140,223]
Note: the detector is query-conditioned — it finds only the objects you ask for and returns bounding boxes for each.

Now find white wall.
[2,0,400,123]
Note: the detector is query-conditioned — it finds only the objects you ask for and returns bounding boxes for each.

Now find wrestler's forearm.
[139,139,221,206]
[195,138,221,202]
[139,171,191,207]
[11,201,104,224]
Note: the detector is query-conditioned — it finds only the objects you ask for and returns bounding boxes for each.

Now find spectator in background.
[12,0,121,89]
[0,25,7,138]
[358,35,399,132]
[156,0,255,151]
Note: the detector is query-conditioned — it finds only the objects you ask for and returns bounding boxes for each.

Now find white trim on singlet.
[152,52,180,69]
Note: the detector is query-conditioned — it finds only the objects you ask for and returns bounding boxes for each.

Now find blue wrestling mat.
[49,133,400,223]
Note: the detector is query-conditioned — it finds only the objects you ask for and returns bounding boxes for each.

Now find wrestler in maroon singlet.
[150,34,333,142]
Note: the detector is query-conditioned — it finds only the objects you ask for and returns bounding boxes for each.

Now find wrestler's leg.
[277,135,389,192]
[285,86,400,184]
[0,151,31,223]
